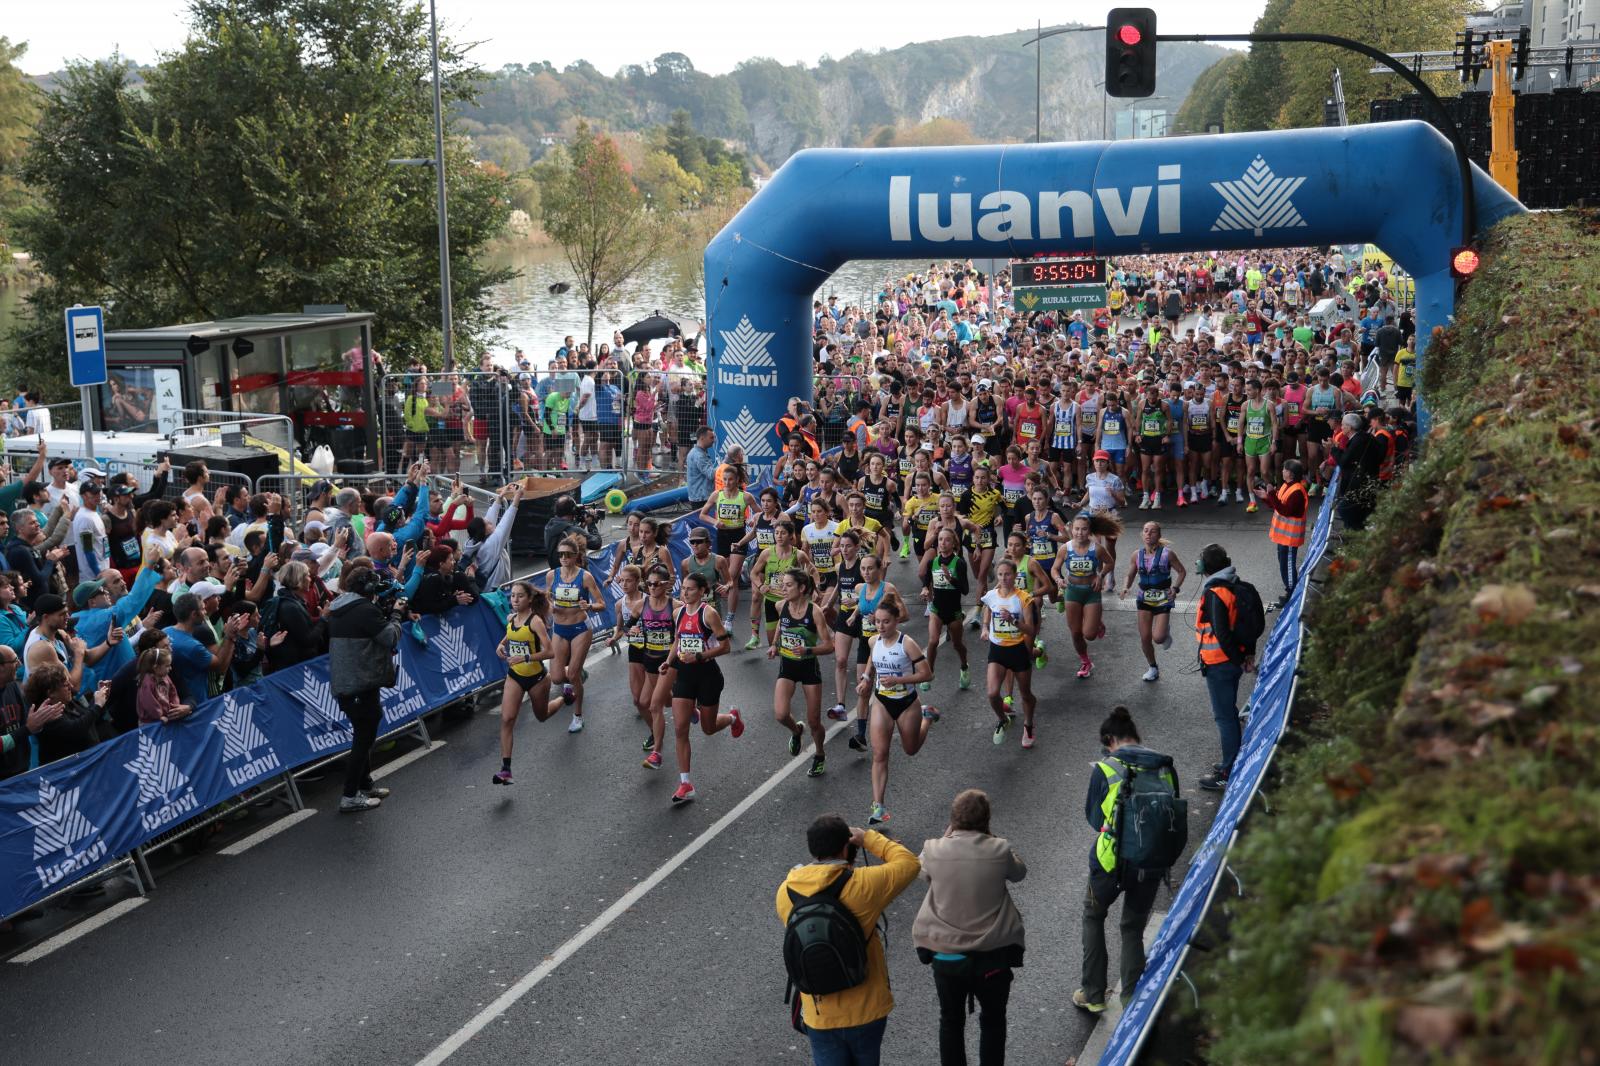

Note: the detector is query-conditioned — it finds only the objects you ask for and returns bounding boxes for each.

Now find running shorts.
[671,661,725,705]
[987,642,1032,673]
[778,656,823,686]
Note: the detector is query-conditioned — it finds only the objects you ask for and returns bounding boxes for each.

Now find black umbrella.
[619,312,682,347]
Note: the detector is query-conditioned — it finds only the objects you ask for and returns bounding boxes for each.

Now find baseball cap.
[79,465,107,478]
[47,457,72,469]
[79,480,103,495]
[1093,449,1112,462]
[688,527,710,543]
[189,579,226,600]
[303,519,327,534]
[110,483,136,497]
[72,579,108,608]
[970,433,985,445]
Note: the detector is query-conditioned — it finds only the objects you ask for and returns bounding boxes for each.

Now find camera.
[374,577,404,614]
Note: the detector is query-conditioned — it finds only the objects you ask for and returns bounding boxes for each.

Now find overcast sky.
[13,0,1269,75]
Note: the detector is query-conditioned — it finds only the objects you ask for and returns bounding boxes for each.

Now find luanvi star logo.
[1211,156,1307,238]
[719,407,777,460]
[716,316,777,370]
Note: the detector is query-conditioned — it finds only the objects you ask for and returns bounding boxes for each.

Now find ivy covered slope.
[1200,211,1600,1064]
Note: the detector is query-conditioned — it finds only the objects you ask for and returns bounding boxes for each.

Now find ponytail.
[1099,705,1141,748]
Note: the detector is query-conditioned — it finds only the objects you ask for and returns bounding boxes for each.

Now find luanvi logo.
[124,732,199,832]
[438,621,486,691]
[381,662,426,724]
[1211,156,1307,237]
[715,316,779,388]
[215,693,281,787]
[294,675,353,753]
[19,778,107,889]
[888,166,1185,242]
[718,407,777,460]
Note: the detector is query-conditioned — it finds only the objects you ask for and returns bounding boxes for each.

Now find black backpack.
[1112,753,1188,871]
[1226,577,1266,654]
[783,868,870,1001]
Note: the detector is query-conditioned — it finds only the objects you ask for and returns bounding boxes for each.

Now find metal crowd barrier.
[1,400,84,438]
[378,371,515,486]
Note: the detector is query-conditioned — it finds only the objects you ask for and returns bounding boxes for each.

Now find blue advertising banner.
[0,600,508,920]
[1097,471,1340,1065]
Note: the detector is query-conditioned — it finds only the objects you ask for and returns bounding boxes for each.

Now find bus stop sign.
[65,305,108,388]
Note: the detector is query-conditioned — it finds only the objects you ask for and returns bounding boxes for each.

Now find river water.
[0,244,928,376]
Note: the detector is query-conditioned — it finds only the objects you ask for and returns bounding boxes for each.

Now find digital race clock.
[1013,258,1107,286]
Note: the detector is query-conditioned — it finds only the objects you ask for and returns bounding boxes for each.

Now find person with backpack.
[1075,706,1184,1015]
[1192,543,1263,792]
[776,813,921,1065]
[912,789,1026,1065]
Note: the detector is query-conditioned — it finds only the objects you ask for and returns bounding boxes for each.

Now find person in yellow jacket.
[776,815,920,1060]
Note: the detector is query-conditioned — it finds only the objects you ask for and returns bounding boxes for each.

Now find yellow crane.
[1485,38,1519,197]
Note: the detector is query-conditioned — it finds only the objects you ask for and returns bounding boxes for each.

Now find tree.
[10,0,512,392]
[540,121,669,348]
[1224,0,1296,133]
[663,108,707,176]
[1173,53,1244,135]
[1276,0,1474,130]
[637,149,702,210]
[0,37,40,257]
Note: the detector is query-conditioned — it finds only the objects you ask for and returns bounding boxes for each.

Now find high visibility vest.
[846,416,874,448]
[1094,760,1127,873]
[775,415,799,444]
[1268,482,1308,548]
[1196,585,1238,666]
[1374,427,1397,481]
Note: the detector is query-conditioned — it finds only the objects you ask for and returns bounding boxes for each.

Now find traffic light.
[1449,246,1481,279]
[1106,8,1157,99]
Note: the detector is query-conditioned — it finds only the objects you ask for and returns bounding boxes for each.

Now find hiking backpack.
[1114,755,1189,871]
[782,868,870,999]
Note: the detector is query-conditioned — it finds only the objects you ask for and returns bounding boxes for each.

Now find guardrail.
[1095,469,1342,1064]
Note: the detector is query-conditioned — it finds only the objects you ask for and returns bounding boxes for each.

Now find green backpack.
[1114,752,1188,871]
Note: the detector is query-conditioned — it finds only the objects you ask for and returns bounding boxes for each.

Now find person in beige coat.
[912,789,1027,1066]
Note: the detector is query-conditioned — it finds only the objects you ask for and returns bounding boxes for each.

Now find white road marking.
[218,809,318,856]
[372,739,448,781]
[412,720,851,1066]
[8,897,148,964]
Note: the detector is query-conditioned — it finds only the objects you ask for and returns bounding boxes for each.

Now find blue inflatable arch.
[702,120,1523,460]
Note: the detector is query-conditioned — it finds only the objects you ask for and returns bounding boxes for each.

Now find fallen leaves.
[1470,583,1537,625]
[1324,762,1375,802]
[1395,1004,1469,1050]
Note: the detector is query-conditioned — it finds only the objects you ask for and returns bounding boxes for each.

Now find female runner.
[996,445,1032,540]
[982,558,1038,748]
[901,471,941,566]
[963,462,1004,627]
[1078,450,1128,590]
[828,529,866,720]
[858,602,937,827]
[699,464,757,625]
[490,582,567,785]
[665,571,744,805]
[770,570,834,778]
[634,565,678,767]
[919,526,971,692]
[843,552,907,754]
[857,451,900,556]
[1052,513,1113,680]
[544,536,606,732]
[604,513,643,584]
[1023,486,1067,627]
[1120,520,1186,683]
[748,518,813,649]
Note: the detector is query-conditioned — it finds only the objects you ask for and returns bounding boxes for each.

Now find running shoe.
[671,781,697,805]
[567,714,584,733]
[1139,492,1151,510]
[1077,657,1094,679]
[788,730,802,757]
[744,633,761,650]
[1003,694,1014,708]
[491,769,513,786]
[691,709,700,725]
[643,732,656,752]
[1095,622,1107,641]
[1216,490,1229,507]
[848,734,869,753]
[1034,640,1048,670]
[921,705,941,722]
[642,751,663,770]
[1152,492,1162,509]
[958,666,971,689]
[807,755,826,778]
[968,615,981,629]
[361,786,391,799]
[868,803,889,826]
[1021,726,1036,750]
[340,794,381,812]
[1073,989,1107,1014]
[561,684,577,704]
[919,681,932,693]
[1175,490,1186,509]
[729,707,745,739]
[898,541,910,560]
[1159,631,1173,650]
[1198,771,1229,792]
[1309,482,1321,498]
[827,702,849,722]
[1055,597,1066,614]
[1235,488,1246,503]
[1245,500,1259,513]
[1142,665,1160,682]
[992,716,1011,745]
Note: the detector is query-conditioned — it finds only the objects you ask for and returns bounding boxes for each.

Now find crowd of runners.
[501,248,1418,824]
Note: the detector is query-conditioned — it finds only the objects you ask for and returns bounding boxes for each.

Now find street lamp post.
[428,0,454,372]
[1022,24,1104,143]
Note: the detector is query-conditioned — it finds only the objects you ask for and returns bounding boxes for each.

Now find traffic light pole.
[1156,32,1477,247]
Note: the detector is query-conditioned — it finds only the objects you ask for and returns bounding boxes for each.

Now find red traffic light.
[1117,23,1143,46]
[1450,247,1481,278]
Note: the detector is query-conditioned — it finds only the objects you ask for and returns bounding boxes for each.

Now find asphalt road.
[1,494,1301,1066]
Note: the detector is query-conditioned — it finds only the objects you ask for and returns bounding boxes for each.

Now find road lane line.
[372,739,448,780]
[8,897,148,964]
[412,719,851,1066]
[218,808,318,856]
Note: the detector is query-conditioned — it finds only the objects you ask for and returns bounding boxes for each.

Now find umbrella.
[620,312,682,347]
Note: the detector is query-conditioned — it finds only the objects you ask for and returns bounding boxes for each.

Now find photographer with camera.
[327,566,408,814]
[776,814,920,1065]
[543,494,601,572]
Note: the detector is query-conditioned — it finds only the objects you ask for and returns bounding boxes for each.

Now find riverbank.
[1195,210,1600,1063]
